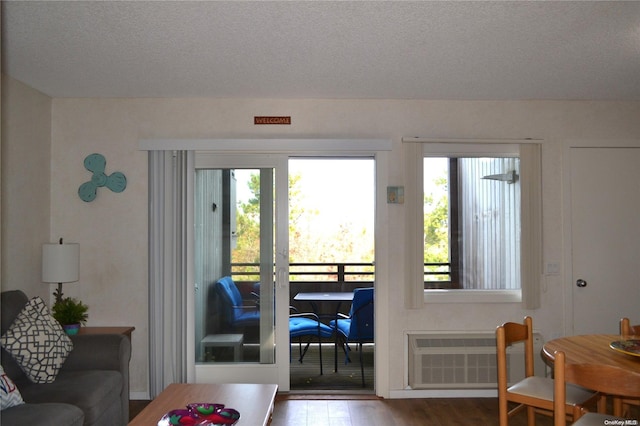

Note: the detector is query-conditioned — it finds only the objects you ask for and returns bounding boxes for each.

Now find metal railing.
[231,262,375,283]
[424,262,453,287]
[230,261,452,284]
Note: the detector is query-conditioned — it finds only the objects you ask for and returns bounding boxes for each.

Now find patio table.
[294,292,354,372]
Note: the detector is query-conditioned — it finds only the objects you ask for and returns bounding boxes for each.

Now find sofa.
[1,290,131,425]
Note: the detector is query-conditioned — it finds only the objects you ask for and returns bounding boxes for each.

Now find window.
[423,156,520,290]
[403,140,542,308]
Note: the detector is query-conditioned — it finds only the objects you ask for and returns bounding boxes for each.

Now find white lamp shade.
[42,243,80,283]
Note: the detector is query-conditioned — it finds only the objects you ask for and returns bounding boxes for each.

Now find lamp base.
[53,283,64,304]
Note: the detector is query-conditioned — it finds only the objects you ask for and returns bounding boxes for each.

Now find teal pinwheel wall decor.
[78,153,127,202]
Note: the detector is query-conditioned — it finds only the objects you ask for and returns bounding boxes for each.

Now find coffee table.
[128,383,277,426]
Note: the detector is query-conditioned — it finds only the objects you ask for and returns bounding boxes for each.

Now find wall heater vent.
[408,332,544,389]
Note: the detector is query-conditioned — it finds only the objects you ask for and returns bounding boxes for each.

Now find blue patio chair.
[329,287,374,387]
[289,307,333,375]
[215,276,260,332]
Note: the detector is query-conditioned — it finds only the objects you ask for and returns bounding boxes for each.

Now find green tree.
[233,170,374,282]
[424,176,449,280]
[233,172,315,276]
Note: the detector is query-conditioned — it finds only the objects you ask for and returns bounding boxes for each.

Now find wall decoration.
[78,153,127,202]
[254,116,291,125]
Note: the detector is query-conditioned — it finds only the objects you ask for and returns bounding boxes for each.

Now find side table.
[78,326,135,340]
[201,334,244,362]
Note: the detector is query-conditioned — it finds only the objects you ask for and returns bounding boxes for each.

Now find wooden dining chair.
[553,350,640,425]
[620,317,640,337]
[496,317,599,426]
[617,318,640,416]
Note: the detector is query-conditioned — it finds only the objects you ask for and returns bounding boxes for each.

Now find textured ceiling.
[2,1,640,100]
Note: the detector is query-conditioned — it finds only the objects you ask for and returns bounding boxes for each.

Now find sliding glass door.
[193,154,290,389]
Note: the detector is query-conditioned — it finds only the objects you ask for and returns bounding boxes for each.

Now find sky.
[235,158,375,232]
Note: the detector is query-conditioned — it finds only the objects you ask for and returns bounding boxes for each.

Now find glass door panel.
[193,155,289,387]
[194,168,274,364]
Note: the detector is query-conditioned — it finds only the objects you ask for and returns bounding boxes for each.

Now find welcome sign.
[254,116,291,125]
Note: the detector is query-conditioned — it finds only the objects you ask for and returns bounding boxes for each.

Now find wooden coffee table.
[128,383,277,426]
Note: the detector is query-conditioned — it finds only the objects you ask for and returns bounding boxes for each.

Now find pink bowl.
[158,409,201,426]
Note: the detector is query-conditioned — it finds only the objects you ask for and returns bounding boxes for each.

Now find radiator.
[408,332,545,389]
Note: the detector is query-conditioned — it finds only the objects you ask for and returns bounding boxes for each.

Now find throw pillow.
[0,365,25,410]
[0,297,73,383]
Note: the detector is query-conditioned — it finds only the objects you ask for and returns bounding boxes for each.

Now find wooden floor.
[131,396,558,425]
[271,395,555,426]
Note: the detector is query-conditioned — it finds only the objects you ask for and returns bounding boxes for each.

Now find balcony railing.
[231,261,452,285]
[231,262,375,283]
[424,262,453,288]
[229,261,453,314]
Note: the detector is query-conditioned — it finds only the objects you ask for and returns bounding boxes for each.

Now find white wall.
[7,95,637,397]
[1,76,52,301]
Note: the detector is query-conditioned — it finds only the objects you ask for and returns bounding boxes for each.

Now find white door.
[193,154,291,390]
[568,145,640,335]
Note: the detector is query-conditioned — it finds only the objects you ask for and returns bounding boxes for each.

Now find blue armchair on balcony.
[289,308,334,375]
[330,287,374,387]
[215,276,260,333]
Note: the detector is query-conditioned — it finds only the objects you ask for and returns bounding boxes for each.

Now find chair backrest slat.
[620,317,640,337]
[497,316,535,378]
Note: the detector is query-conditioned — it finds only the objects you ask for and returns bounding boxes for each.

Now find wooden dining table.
[542,334,640,416]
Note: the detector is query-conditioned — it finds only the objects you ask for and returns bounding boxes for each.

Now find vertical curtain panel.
[519,143,543,310]
[404,142,425,309]
[148,150,194,397]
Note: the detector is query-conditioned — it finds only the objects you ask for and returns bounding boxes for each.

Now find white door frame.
[193,153,290,388]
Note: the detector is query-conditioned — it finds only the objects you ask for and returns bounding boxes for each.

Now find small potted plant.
[52,297,89,335]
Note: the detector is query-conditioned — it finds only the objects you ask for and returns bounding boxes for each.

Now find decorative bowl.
[201,407,240,425]
[158,409,201,425]
[186,403,226,417]
[158,403,240,426]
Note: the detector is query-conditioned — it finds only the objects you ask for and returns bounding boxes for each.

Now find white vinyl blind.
[459,157,520,290]
[148,150,195,397]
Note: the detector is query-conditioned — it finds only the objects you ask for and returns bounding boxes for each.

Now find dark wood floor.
[271,395,555,426]
[130,396,558,425]
[131,395,640,425]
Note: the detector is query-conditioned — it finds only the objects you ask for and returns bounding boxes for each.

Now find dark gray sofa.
[1,290,131,425]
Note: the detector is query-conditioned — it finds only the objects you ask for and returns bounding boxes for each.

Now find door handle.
[276,267,287,288]
[277,248,289,261]
[576,279,587,288]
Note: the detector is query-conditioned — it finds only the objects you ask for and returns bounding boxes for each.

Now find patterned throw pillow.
[0,297,73,383]
[0,365,25,410]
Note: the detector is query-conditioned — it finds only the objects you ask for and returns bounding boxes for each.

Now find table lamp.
[42,238,79,304]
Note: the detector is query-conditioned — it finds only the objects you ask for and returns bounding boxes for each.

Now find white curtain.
[148,150,194,397]
[404,142,425,309]
[519,143,542,310]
